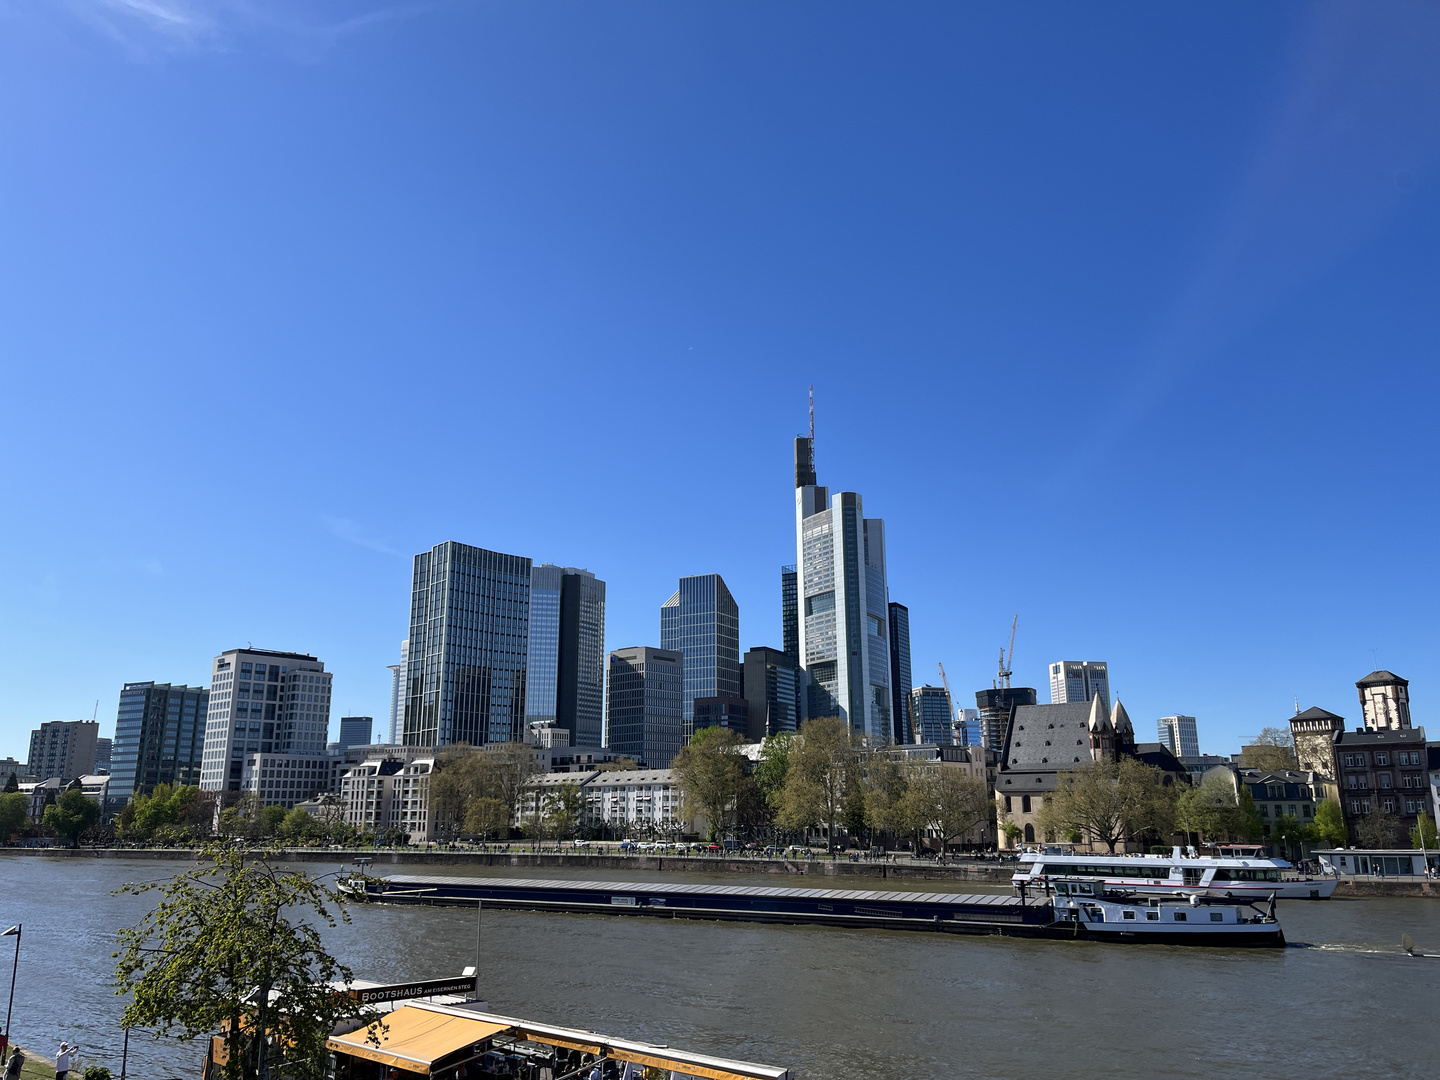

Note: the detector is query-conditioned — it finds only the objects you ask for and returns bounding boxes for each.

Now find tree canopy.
[672,726,753,841]
[429,743,539,840]
[43,788,101,847]
[1038,759,1176,853]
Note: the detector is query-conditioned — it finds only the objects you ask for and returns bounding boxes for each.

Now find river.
[1,856,1435,1078]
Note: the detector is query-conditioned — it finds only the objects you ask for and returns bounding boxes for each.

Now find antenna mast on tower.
[809,384,814,441]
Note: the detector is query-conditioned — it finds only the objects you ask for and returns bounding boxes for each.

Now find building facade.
[741,646,799,741]
[109,683,209,810]
[240,751,340,811]
[516,769,694,838]
[1156,715,1200,759]
[660,574,740,741]
[888,602,913,744]
[793,433,892,740]
[910,685,953,746]
[606,647,684,767]
[526,565,607,748]
[26,720,100,782]
[338,756,436,841]
[781,565,799,667]
[974,686,1037,754]
[337,717,373,750]
[1334,727,1430,841]
[1356,670,1411,731]
[386,638,408,745]
[1289,706,1346,783]
[404,541,532,748]
[200,648,330,792]
[1048,661,1110,705]
[692,696,750,737]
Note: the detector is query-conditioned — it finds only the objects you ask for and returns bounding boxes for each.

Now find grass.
[5,1047,56,1079]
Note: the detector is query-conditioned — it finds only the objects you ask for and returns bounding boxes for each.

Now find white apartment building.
[339,757,436,842]
[200,649,331,792]
[515,769,693,836]
[239,752,338,811]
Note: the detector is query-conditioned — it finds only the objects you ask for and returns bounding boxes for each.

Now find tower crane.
[996,614,1018,689]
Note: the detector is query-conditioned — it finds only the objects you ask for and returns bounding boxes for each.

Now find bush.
[83,1066,113,1080]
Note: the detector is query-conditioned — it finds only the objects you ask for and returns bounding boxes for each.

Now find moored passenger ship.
[1013,845,1337,899]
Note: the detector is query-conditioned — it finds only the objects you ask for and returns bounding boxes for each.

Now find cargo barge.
[344,873,1285,947]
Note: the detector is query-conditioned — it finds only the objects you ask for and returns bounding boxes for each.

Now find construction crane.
[996,614,1018,689]
[938,661,957,719]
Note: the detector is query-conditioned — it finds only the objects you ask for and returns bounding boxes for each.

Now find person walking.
[55,1041,76,1079]
[3,1049,24,1080]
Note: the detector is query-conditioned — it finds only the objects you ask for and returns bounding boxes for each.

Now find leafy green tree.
[430,743,539,840]
[1410,812,1437,850]
[1037,759,1174,853]
[1234,786,1264,841]
[464,796,510,840]
[753,733,793,813]
[543,783,585,841]
[115,844,382,1080]
[0,791,29,842]
[777,717,856,847]
[43,789,101,847]
[279,807,315,841]
[1312,799,1348,846]
[259,805,287,836]
[923,769,994,851]
[672,726,752,841]
[594,758,640,772]
[3,772,18,794]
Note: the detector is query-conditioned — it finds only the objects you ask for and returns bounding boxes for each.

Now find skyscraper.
[386,639,408,744]
[109,682,209,809]
[781,565,799,666]
[910,685,953,745]
[25,720,100,781]
[403,541,532,748]
[660,574,740,741]
[200,648,330,791]
[887,602,913,744]
[793,421,892,740]
[1049,661,1110,705]
[742,645,799,740]
[527,564,607,747]
[1156,715,1200,759]
[337,716,373,749]
[606,647,684,767]
[975,686,1038,753]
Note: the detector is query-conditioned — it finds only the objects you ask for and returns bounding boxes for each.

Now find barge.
[345,873,1284,947]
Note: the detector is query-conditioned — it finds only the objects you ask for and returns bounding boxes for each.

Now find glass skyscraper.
[911,684,954,745]
[888,602,913,744]
[660,573,740,740]
[111,681,208,810]
[527,564,607,747]
[781,565,799,666]
[404,541,532,747]
[606,647,684,767]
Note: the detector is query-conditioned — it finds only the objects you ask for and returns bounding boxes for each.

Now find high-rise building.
[693,696,750,737]
[660,574,740,741]
[387,639,408,745]
[1156,715,1200,759]
[781,565,799,667]
[910,685,953,745]
[200,649,330,792]
[527,565,607,747]
[975,686,1038,753]
[1356,670,1411,731]
[403,541,532,748]
[742,646,799,741]
[954,708,982,748]
[793,425,892,740]
[887,602,913,744]
[109,683,209,809]
[1049,661,1110,705]
[337,716,373,750]
[606,647,684,767]
[26,720,100,782]
[94,738,112,774]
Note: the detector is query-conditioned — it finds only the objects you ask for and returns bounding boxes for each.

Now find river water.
[2,857,1435,1079]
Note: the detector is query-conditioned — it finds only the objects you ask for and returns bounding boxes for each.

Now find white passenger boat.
[1013,845,1337,900]
[1040,877,1285,947]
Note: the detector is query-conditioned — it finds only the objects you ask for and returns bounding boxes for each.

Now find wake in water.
[1288,940,1439,958]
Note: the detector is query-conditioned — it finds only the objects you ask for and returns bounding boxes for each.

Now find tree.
[114,844,383,1080]
[1038,759,1173,853]
[43,789,101,847]
[1410,812,1437,850]
[1234,786,1265,841]
[279,808,315,842]
[0,791,28,842]
[924,769,993,851]
[3,772,18,794]
[1312,799,1348,847]
[1242,728,1299,772]
[777,717,856,847]
[753,734,793,815]
[430,743,539,840]
[595,759,640,773]
[464,797,509,840]
[672,727,751,841]
[542,784,584,842]
[1355,806,1401,849]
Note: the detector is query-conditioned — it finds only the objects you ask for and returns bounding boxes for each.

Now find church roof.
[1087,693,1112,732]
[1002,702,1094,770]
[1292,706,1343,723]
[1356,670,1408,688]
[1111,698,1133,735]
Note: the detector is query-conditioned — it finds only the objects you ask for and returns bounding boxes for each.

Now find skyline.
[3,3,1439,756]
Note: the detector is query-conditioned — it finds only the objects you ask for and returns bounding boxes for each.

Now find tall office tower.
[404,541,532,748]
[954,708,982,747]
[337,716,373,749]
[199,649,329,792]
[1355,670,1411,731]
[527,564,607,747]
[26,720,100,781]
[793,424,892,739]
[387,639,408,744]
[781,565,799,666]
[975,686,1038,753]
[742,646,799,741]
[910,685,953,745]
[109,683,209,809]
[660,574,740,741]
[1156,715,1200,759]
[1048,661,1110,705]
[887,603,913,744]
[94,738,112,773]
[606,647,684,767]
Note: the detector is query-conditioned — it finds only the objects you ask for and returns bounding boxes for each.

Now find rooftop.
[1356,669,1408,687]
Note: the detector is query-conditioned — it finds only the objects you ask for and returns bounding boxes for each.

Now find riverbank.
[5,1046,57,1079]
[0,845,1012,882]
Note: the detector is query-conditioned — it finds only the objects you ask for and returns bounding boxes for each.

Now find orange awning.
[327,1006,511,1074]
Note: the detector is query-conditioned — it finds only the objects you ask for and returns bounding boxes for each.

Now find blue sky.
[2,1,1437,758]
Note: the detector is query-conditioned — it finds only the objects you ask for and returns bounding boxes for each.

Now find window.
[1146,911,1159,921]
[1379,774,1392,789]
[1383,798,1395,813]
[1122,910,1136,920]
[1173,911,1187,922]
[1376,753,1389,766]
[1210,912,1224,922]
[1258,804,1269,817]
[1022,795,1032,813]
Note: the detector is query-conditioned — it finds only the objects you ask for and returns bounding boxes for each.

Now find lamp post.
[2,924,19,1066]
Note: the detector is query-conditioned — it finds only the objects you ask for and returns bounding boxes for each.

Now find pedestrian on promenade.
[4,1049,24,1080]
[55,1041,75,1079]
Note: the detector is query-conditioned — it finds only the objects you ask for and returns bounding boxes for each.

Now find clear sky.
[2,2,1437,759]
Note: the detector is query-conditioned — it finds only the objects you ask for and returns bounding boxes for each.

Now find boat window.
[1210,912,1224,922]
[1173,911,1187,922]
[1122,910,1136,920]
[1146,911,1159,921]
[1212,869,1231,880]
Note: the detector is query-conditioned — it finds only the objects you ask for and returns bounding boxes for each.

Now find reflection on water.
[2,856,1436,1079]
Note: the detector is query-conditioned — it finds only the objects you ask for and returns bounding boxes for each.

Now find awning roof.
[327,1006,510,1074]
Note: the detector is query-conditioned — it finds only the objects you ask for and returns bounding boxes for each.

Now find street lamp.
[1,924,19,1066]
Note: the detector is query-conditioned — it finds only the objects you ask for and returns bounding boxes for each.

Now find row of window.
[1348,797,1427,815]
[1343,750,1423,767]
